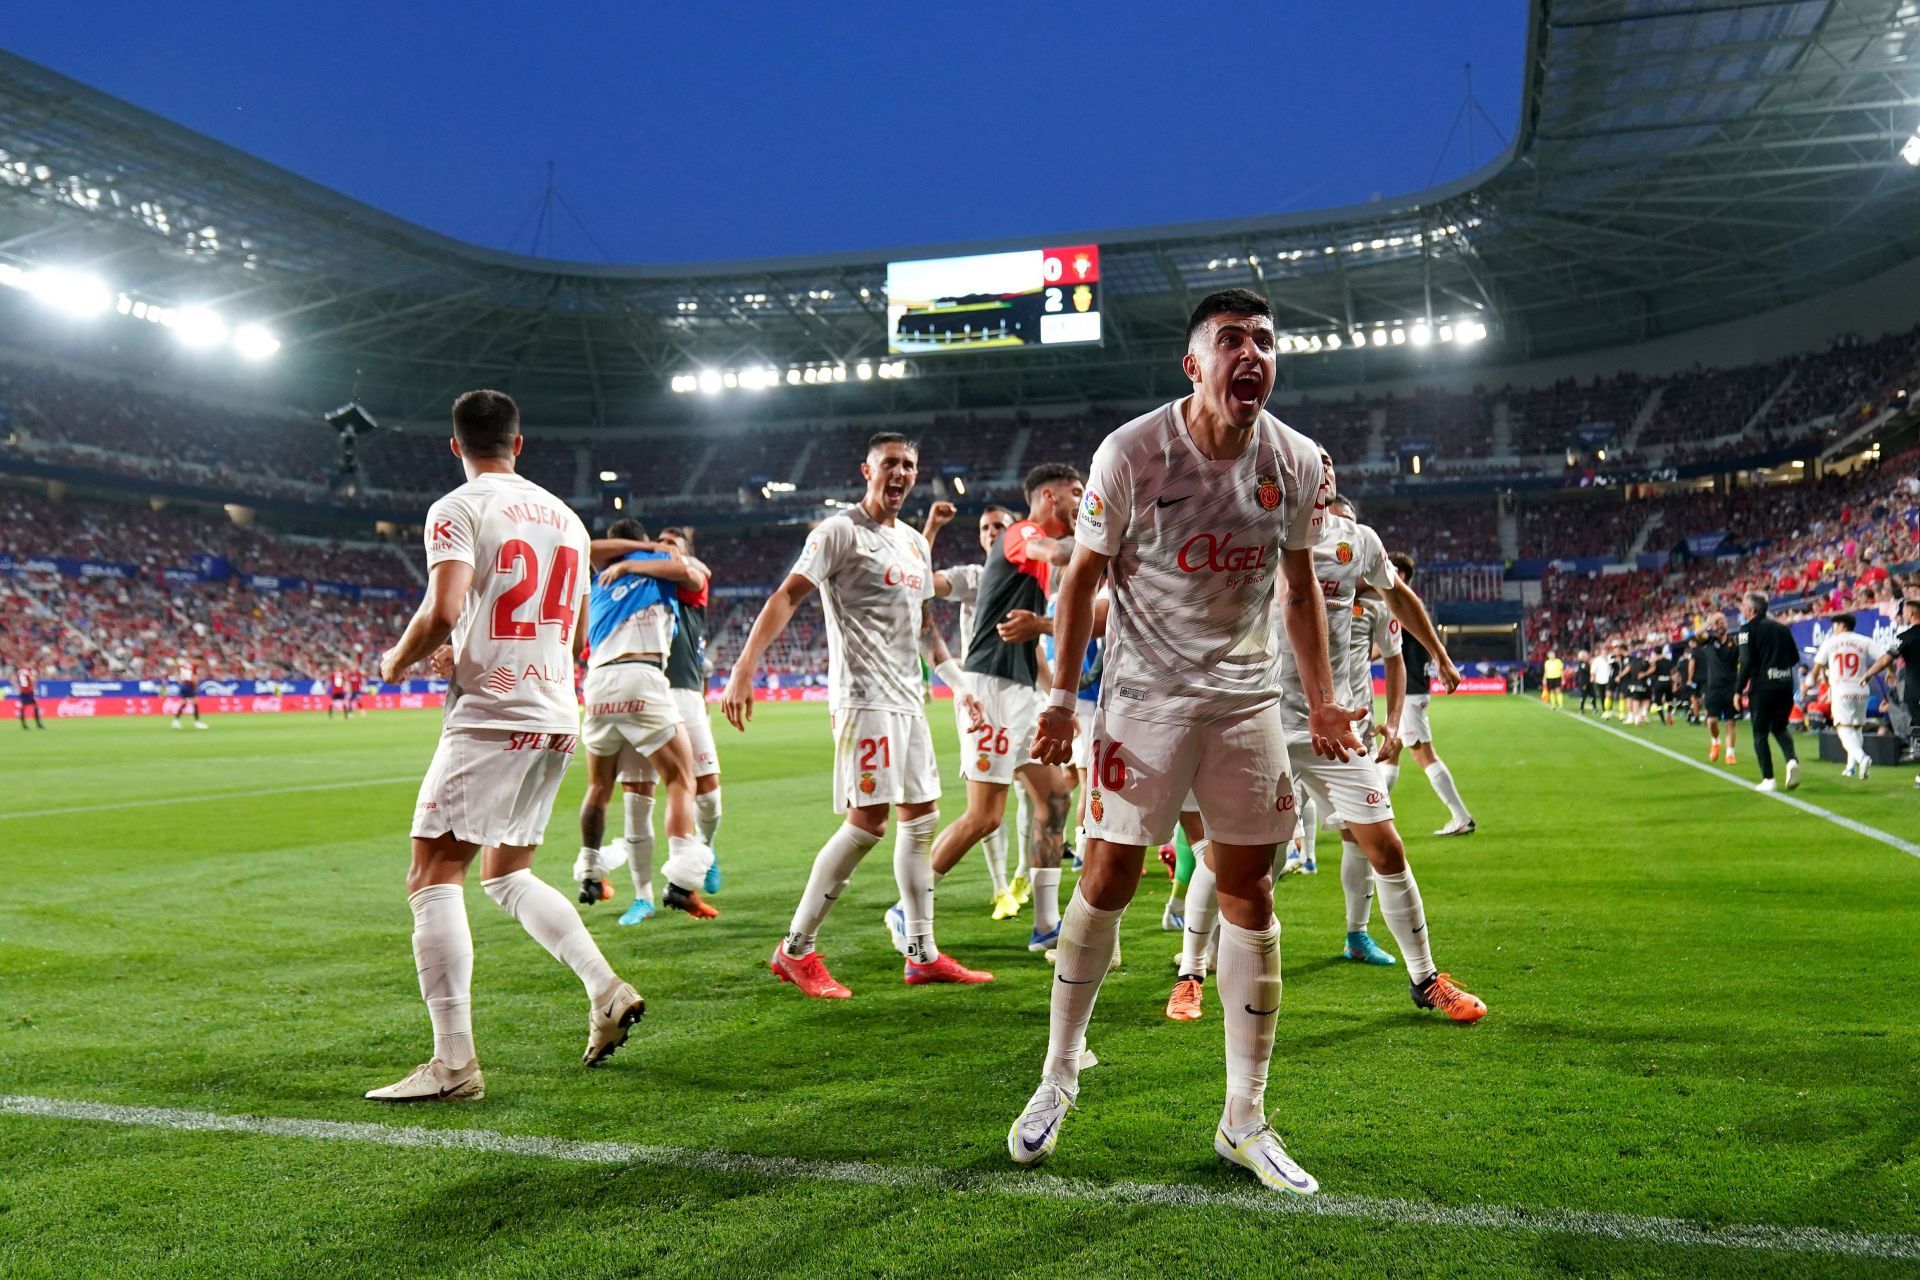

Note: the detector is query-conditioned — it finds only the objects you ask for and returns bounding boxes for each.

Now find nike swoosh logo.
[1260,1150,1310,1187]
[1156,495,1190,508]
[1244,1003,1279,1016]
[1056,974,1096,985]
[1021,1114,1061,1153]
[1412,925,1425,935]
[823,891,839,901]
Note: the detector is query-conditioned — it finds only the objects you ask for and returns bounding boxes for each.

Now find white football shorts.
[832,707,940,814]
[412,727,577,848]
[1400,694,1433,745]
[582,662,682,781]
[961,673,1043,785]
[1081,701,1298,848]
[1830,691,1869,728]
[623,686,721,784]
[1069,699,1096,771]
[1290,745,1395,831]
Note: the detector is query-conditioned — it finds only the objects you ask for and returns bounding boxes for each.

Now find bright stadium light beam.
[28,268,113,316]
[231,324,281,360]
[1903,127,1920,166]
[697,369,723,395]
[172,307,229,348]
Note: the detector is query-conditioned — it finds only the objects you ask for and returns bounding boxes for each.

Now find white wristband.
[1046,686,1078,711]
[934,660,966,691]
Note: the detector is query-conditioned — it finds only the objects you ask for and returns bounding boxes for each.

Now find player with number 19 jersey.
[413,471,590,847]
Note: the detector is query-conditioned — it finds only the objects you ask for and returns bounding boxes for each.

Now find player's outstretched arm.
[1381,578,1462,692]
[720,573,814,732]
[1379,651,1406,761]
[597,555,698,589]
[381,561,473,683]
[588,537,670,569]
[1279,546,1365,761]
[1023,533,1076,567]
[1030,545,1107,766]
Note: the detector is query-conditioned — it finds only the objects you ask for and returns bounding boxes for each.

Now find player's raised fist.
[926,501,957,527]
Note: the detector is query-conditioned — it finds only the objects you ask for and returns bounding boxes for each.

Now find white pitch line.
[0,775,418,821]
[1549,707,1920,860]
[2,1094,1914,1260]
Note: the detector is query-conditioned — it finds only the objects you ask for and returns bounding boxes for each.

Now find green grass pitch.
[1,697,1914,1278]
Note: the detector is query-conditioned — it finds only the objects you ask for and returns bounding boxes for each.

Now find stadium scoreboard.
[886,246,1102,354]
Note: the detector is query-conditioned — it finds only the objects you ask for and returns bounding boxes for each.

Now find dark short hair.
[1388,550,1417,582]
[1832,612,1856,631]
[1023,462,1083,501]
[1744,591,1769,617]
[607,516,648,541]
[867,431,917,456]
[1185,288,1273,345]
[658,525,694,551]
[981,504,1015,520]
[1905,597,1920,615]
[451,389,520,459]
[1328,494,1358,520]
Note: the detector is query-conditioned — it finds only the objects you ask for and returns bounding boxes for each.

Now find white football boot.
[365,1057,484,1103]
[1214,1116,1318,1196]
[584,980,646,1066]
[1007,1081,1074,1166]
[1784,758,1801,790]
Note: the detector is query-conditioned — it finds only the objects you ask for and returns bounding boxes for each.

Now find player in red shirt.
[328,668,350,719]
[170,656,208,730]
[15,664,44,730]
[347,668,367,716]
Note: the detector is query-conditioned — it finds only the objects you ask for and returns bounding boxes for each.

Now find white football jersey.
[941,562,983,661]
[1075,398,1326,725]
[1814,629,1878,695]
[792,507,933,716]
[1348,593,1402,712]
[424,471,590,734]
[1274,514,1397,736]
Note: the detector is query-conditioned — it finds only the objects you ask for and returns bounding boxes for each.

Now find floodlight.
[30,268,112,316]
[232,324,281,360]
[697,369,722,394]
[599,470,618,482]
[173,308,229,348]
[1410,324,1432,346]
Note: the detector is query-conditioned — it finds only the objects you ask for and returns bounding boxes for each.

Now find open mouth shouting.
[1229,369,1265,410]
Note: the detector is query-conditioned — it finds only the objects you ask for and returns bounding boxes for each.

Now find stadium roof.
[2,0,1919,423]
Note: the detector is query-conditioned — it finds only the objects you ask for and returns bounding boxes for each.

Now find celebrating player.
[570,517,717,918]
[1808,612,1878,778]
[1382,553,1476,834]
[366,389,643,1103]
[922,463,1083,953]
[1006,288,1360,1196]
[723,432,991,998]
[14,663,44,730]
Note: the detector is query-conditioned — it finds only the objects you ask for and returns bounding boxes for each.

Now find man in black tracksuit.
[1736,591,1802,791]
[1864,596,1920,779]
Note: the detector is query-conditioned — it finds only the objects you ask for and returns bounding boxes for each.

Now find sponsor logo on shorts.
[975,752,991,773]
[1088,789,1104,822]
[1365,790,1384,805]
[858,770,877,795]
[419,800,437,810]
[1275,792,1295,813]
[588,700,649,716]
[1256,474,1282,511]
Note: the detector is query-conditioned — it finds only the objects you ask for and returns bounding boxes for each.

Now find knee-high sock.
[1380,761,1400,792]
[622,792,656,901]
[892,812,940,962]
[981,825,1009,896]
[1374,867,1435,984]
[660,835,714,892]
[1216,919,1282,1130]
[481,869,618,999]
[409,884,474,1068]
[1424,761,1471,823]
[1296,791,1319,860]
[695,790,723,847]
[1340,841,1373,932]
[1179,844,1217,978]
[784,823,881,957]
[1041,890,1123,1093]
[1031,867,1062,936]
[1013,784,1032,877]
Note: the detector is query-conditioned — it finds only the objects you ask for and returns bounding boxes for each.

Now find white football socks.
[622,791,656,901]
[981,825,1010,896]
[892,812,940,963]
[1013,783,1032,878]
[1178,844,1217,978]
[1340,842,1373,932]
[481,869,618,1000]
[408,884,474,1068]
[1041,890,1123,1094]
[1031,867,1063,937]
[1297,792,1319,860]
[1216,918,1282,1131]
[1837,725,1866,770]
[660,834,715,893]
[1373,867,1436,983]
[1381,762,1400,792]
[1425,761,1471,824]
[784,823,881,957]
[695,789,723,846]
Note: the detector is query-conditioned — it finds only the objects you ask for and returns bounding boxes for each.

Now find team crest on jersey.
[858,771,877,796]
[1089,790,1104,823]
[1352,602,1366,618]
[1335,541,1353,565]
[1256,475,1281,511]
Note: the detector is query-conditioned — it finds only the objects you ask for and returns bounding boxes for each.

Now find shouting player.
[571,517,717,918]
[1006,288,1359,1196]
[924,463,1083,953]
[1809,612,1877,779]
[367,389,643,1103]
[723,432,991,997]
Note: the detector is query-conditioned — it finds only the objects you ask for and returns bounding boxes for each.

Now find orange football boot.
[768,943,852,998]
[1412,972,1486,1023]
[1165,976,1205,1021]
[903,954,994,985]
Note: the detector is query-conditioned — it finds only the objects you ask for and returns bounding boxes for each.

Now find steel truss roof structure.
[1,0,1918,425]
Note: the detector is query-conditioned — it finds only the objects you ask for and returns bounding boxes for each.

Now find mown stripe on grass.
[3,1094,1914,1260]
[0,775,419,821]
[1554,708,1920,860]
